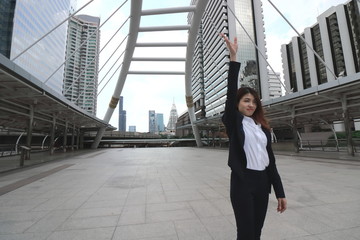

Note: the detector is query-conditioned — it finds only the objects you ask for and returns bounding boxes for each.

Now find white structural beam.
[185,0,209,147]
[92,0,142,149]
[136,42,187,47]
[132,57,185,61]
[128,71,185,75]
[141,6,196,15]
[139,25,190,32]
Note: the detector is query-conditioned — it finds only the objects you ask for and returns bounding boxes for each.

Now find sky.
[76,0,347,132]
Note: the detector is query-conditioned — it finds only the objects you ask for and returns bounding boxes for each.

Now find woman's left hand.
[277,198,287,213]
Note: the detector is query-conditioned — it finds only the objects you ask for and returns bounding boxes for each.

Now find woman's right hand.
[220,33,238,62]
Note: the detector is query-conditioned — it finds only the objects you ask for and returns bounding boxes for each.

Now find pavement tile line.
[0,164,74,196]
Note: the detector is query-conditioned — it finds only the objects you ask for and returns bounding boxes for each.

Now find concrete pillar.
[79,131,84,149]
[212,129,215,148]
[341,95,354,156]
[49,116,56,155]
[63,121,68,152]
[71,124,75,151]
[25,105,34,160]
[291,107,299,153]
[76,128,80,150]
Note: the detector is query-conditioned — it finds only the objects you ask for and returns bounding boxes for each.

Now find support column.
[63,121,68,152]
[79,131,84,149]
[291,107,299,153]
[341,95,354,156]
[186,96,202,147]
[184,0,209,147]
[71,123,75,151]
[76,128,80,150]
[25,105,34,160]
[49,116,56,155]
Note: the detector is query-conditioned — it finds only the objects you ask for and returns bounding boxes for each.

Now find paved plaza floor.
[0,147,359,240]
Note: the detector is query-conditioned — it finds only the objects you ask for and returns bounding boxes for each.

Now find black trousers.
[230,169,269,240]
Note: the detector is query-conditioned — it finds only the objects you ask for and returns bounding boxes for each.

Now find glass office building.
[0,0,16,58]
[63,14,100,115]
[9,0,75,94]
[156,113,165,132]
[189,0,269,119]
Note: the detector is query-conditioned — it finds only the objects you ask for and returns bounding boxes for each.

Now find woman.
[220,33,287,240]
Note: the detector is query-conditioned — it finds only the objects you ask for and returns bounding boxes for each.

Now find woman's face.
[238,93,257,117]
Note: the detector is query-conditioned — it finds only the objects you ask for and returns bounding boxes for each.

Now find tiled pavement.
[0,147,359,240]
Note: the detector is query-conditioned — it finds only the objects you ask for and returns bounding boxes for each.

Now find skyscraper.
[189,0,269,120]
[149,110,156,133]
[281,0,360,92]
[63,14,100,115]
[156,113,165,132]
[5,0,76,94]
[167,103,178,134]
[118,96,126,132]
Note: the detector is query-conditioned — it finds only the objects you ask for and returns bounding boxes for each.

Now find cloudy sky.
[76,0,347,132]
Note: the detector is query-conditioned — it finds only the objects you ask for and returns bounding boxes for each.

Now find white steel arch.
[92,0,209,148]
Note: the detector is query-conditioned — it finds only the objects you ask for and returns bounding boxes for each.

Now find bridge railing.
[84,131,161,139]
[299,139,360,152]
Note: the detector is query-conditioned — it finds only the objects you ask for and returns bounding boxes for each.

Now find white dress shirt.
[242,116,269,170]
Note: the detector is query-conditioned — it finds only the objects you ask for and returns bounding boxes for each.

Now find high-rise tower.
[63,14,100,115]
[167,103,178,134]
[118,96,126,132]
[156,113,165,132]
[189,0,269,120]
[149,110,156,133]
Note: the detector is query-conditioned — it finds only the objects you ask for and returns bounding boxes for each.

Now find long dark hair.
[236,87,270,130]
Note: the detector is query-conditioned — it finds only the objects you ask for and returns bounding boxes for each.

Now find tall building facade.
[281,0,360,93]
[167,103,178,134]
[63,14,100,115]
[0,0,16,58]
[189,0,269,119]
[149,110,156,133]
[268,69,282,98]
[5,0,76,94]
[156,113,165,132]
[118,96,126,131]
[129,126,136,132]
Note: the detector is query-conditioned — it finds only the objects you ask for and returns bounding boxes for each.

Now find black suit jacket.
[222,61,285,199]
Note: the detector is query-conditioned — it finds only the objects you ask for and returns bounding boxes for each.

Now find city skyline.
[75,0,347,132]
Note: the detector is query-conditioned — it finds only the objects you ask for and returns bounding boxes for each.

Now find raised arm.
[220,33,240,133]
[220,33,238,62]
